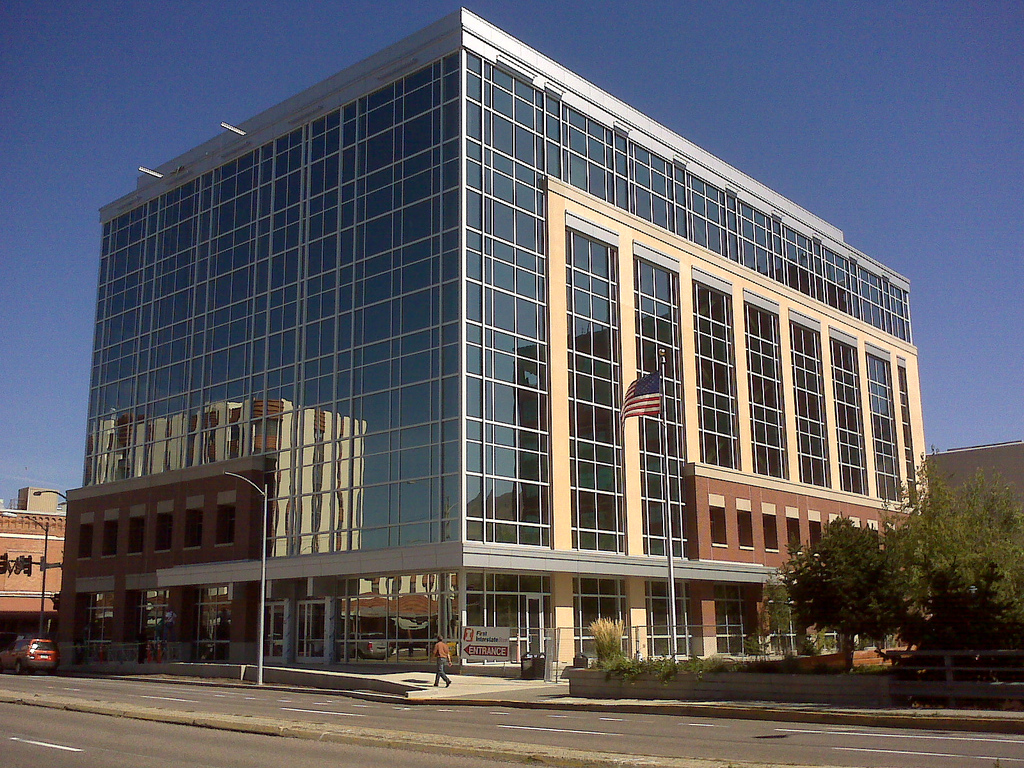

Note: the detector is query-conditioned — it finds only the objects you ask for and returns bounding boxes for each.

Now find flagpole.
[659,348,679,658]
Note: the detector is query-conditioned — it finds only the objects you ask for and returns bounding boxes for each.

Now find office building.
[61,9,924,666]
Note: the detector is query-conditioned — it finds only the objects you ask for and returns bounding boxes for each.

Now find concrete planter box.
[566,668,893,708]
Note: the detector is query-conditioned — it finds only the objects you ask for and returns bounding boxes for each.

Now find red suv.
[0,637,60,674]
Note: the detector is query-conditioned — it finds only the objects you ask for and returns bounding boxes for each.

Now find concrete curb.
[0,691,817,768]
[64,671,411,703]
[65,662,418,695]
[405,696,1024,735]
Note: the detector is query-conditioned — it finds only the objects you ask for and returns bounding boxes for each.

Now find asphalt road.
[3,673,1024,768]
[1,703,513,768]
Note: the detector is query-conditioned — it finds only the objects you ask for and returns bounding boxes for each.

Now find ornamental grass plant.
[588,617,625,663]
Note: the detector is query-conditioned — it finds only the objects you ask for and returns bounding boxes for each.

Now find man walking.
[432,635,452,687]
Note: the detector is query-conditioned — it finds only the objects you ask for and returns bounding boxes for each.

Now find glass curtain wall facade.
[693,284,739,468]
[566,233,624,553]
[464,52,552,547]
[89,54,463,556]
[555,108,912,346]
[790,323,830,487]
[645,580,691,656]
[635,261,685,558]
[744,304,787,479]
[897,364,917,493]
[830,339,868,495]
[866,354,900,502]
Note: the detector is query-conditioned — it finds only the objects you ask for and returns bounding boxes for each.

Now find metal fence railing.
[70,641,190,665]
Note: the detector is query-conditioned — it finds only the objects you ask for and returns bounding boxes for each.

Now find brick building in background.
[930,441,1023,500]
[1,488,65,637]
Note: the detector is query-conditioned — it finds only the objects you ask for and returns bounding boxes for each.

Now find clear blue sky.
[1,0,1021,498]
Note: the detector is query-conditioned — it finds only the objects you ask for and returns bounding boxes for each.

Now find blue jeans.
[434,658,451,686]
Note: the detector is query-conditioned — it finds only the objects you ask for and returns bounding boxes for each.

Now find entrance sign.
[461,626,511,660]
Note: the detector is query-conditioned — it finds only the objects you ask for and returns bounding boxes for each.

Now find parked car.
[0,637,60,674]
[352,633,392,660]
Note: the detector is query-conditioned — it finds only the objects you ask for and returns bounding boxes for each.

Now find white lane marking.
[10,737,83,752]
[599,717,624,721]
[436,708,455,712]
[835,746,1024,763]
[139,695,199,703]
[281,707,366,717]
[352,704,371,708]
[778,728,1024,745]
[688,723,720,727]
[277,698,292,702]
[490,711,510,715]
[499,724,617,736]
[547,714,569,718]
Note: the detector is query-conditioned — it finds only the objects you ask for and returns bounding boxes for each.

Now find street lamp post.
[224,471,268,686]
[32,491,65,637]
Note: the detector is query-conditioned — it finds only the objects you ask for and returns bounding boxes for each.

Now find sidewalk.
[62,661,1024,735]
[383,668,1024,735]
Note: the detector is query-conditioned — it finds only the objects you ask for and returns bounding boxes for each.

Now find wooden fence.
[884,649,1024,707]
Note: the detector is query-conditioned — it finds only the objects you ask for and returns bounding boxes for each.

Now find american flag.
[621,371,661,423]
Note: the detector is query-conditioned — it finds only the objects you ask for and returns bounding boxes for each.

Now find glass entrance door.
[297,599,326,659]
[266,601,286,659]
[522,594,545,657]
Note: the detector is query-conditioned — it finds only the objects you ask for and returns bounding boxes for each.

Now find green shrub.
[601,655,646,682]
[699,655,734,673]
[599,651,894,679]
[599,654,725,683]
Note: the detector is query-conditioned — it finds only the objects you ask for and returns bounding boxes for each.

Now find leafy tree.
[900,562,1024,649]
[782,517,902,669]
[887,464,1024,649]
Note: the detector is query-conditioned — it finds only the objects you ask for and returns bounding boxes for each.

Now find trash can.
[520,653,546,680]
[572,653,589,669]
